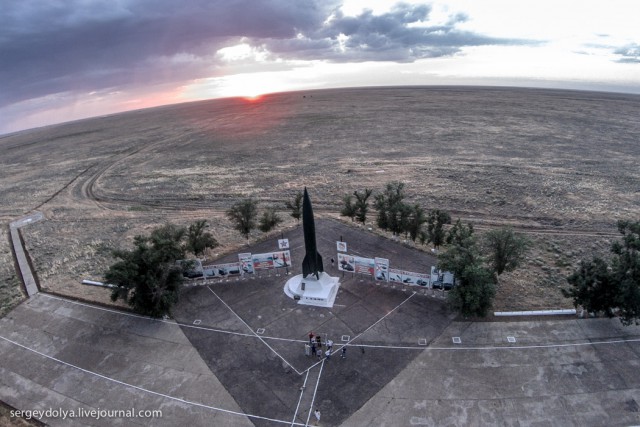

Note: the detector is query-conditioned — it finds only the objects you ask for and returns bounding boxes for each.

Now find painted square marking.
[256,328,265,335]
[193,320,202,325]
[418,338,427,346]
[452,337,462,344]
[507,336,516,343]
[341,335,350,342]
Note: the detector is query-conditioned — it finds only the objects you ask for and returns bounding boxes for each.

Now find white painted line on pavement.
[290,370,310,427]
[300,292,419,375]
[346,291,416,345]
[0,335,305,426]
[347,338,640,351]
[305,359,326,427]
[207,286,304,375]
[40,290,640,353]
[40,292,307,344]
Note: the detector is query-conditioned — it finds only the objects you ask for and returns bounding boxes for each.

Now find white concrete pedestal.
[284,272,340,308]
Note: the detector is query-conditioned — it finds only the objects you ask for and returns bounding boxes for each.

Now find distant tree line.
[105,183,638,324]
[339,181,454,249]
[226,198,284,240]
[337,180,531,317]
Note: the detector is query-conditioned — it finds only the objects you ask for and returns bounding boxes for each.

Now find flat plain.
[1,86,639,313]
[2,86,640,426]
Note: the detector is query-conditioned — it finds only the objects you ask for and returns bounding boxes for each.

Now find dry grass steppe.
[1,86,638,313]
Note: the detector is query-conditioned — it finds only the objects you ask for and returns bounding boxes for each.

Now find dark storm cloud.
[0,0,338,106]
[1,0,531,107]
[260,5,524,62]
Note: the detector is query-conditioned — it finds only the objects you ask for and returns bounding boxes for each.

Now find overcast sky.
[1,0,638,134]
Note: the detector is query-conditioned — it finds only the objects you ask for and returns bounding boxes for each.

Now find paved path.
[9,212,44,297]
[0,294,252,426]
[2,292,640,426]
[344,319,640,426]
[3,218,640,426]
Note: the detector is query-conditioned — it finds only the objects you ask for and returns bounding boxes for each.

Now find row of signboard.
[180,236,452,288]
[337,253,447,287]
[181,250,292,279]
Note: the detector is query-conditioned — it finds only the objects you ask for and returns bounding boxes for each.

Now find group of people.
[308,332,346,360]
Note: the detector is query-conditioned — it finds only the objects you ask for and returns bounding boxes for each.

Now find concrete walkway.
[3,292,640,426]
[343,319,640,426]
[3,218,640,426]
[9,212,44,297]
[0,294,252,426]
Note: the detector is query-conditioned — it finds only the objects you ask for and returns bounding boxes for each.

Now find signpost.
[278,239,289,250]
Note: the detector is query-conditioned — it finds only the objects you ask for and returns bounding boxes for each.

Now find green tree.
[259,207,283,232]
[418,229,428,246]
[227,198,258,240]
[563,257,617,317]
[439,219,496,317]
[447,264,496,318]
[106,223,187,317]
[483,227,530,276]
[353,188,373,224]
[441,219,479,273]
[285,191,303,223]
[426,209,452,249]
[340,194,357,221]
[374,181,408,236]
[186,220,218,256]
[563,220,640,325]
[407,204,427,242]
[611,220,640,324]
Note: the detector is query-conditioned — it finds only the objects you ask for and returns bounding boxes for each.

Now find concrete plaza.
[1,219,639,426]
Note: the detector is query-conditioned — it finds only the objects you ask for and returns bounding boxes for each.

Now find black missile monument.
[301,187,323,279]
[284,188,340,307]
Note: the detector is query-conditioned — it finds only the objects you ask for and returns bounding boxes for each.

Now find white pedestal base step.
[283,272,340,308]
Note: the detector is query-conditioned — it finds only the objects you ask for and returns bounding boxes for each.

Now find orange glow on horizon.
[242,94,264,102]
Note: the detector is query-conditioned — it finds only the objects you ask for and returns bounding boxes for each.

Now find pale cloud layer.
[1,0,638,134]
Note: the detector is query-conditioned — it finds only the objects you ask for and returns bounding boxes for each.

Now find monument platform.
[283,272,340,308]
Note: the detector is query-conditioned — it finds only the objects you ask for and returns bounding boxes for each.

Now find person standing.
[311,343,317,357]
[325,349,331,360]
[326,339,333,351]
[309,331,314,345]
[341,346,347,359]
[314,408,321,425]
